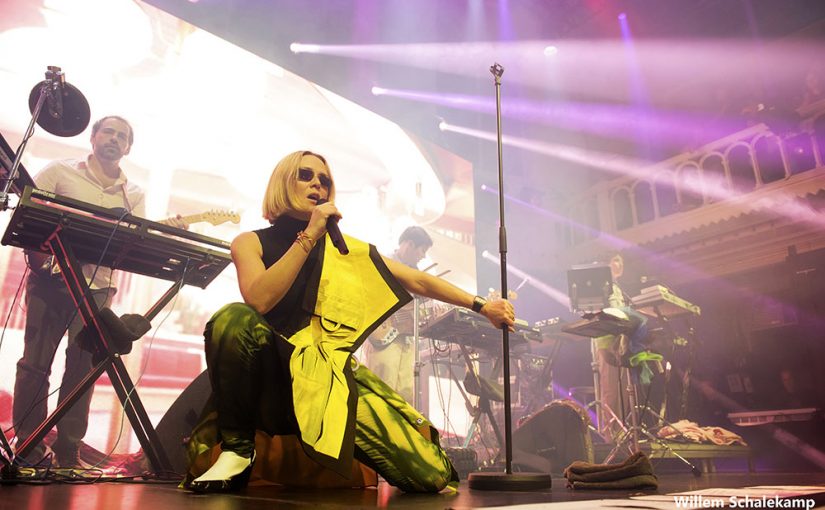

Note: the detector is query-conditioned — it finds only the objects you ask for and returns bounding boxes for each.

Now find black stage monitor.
[567,264,612,313]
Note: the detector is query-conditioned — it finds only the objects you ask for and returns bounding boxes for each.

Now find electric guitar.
[24,209,240,277]
[166,209,241,229]
[366,298,447,348]
[368,321,401,348]
[368,307,417,348]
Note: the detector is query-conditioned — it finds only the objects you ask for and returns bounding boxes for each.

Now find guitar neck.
[178,213,209,224]
[157,210,238,227]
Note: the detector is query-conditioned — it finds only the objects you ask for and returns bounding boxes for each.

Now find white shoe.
[192,450,255,484]
[189,452,255,493]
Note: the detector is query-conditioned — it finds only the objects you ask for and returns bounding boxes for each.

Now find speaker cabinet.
[512,399,594,474]
[154,370,211,474]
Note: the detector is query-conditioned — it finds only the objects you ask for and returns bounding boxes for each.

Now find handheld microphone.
[316,198,348,255]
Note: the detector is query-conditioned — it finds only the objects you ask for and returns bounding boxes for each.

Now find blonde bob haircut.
[262,150,336,222]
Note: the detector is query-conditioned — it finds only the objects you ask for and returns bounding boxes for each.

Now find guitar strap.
[119,181,134,212]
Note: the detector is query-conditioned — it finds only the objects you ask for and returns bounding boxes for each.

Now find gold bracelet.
[295,230,316,253]
[295,237,311,253]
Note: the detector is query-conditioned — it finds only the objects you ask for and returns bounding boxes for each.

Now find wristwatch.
[471,295,488,313]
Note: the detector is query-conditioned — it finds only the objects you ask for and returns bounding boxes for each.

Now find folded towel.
[568,474,659,490]
[564,451,658,490]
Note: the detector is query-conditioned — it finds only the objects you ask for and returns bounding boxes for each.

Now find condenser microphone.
[316,198,348,255]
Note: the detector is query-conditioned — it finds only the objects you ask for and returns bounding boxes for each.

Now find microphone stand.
[0,80,51,212]
[1,66,88,212]
[0,71,55,478]
[0,68,88,481]
[412,296,427,413]
[468,63,551,491]
[0,75,55,477]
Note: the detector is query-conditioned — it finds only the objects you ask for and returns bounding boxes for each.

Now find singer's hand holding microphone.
[306,198,349,255]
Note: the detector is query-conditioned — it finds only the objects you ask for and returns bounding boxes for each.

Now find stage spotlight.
[438,120,448,131]
[290,43,320,54]
[618,12,627,21]
[371,86,386,96]
[543,46,558,56]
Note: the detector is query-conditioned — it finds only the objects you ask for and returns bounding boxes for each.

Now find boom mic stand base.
[467,63,551,491]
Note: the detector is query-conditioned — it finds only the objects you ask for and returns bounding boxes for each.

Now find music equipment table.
[420,307,542,350]
[631,285,701,420]
[561,309,636,338]
[534,317,580,342]
[418,308,542,451]
[2,186,232,475]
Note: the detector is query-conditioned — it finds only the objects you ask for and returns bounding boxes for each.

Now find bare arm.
[233,203,339,315]
[232,231,308,314]
[382,256,516,331]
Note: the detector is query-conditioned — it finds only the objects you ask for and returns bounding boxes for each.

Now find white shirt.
[34,157,146,289]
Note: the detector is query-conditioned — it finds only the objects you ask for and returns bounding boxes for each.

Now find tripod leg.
[603,427,635,463]
[586,400,626,443]
[590,340,605,433]
[636,404,700,445]
[625,367,640,453]
[637,425,702,477]
[603,367,643,464]
[462,406,483,448]
[480,398,504,451]
[440,351,484,449]
[598,347,702,476]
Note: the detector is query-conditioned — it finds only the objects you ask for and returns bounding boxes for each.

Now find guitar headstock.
[199,209,241,226]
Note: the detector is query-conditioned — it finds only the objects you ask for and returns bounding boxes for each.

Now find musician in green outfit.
[183,150,515,493]
[593,253,650,438]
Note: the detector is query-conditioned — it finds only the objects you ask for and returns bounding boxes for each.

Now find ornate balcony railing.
[563,100,825,249]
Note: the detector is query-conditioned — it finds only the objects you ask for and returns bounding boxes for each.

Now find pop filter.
[27,75,90,137]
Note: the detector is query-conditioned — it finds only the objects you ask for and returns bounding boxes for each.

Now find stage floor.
[3,472,825,510]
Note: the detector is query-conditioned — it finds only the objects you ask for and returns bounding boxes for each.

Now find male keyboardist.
[13,115,188,468]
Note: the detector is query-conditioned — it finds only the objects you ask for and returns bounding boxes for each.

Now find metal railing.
[564,102,825,245]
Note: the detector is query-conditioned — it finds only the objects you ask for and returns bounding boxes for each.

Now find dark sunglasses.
[297,167,332,188]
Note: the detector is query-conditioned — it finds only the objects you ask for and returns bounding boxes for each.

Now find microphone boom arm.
[0,81,49,212]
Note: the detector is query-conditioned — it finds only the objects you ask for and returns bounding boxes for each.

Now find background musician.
[12,116,188,468]
[592,253,649,437]
[361,226,433,403]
